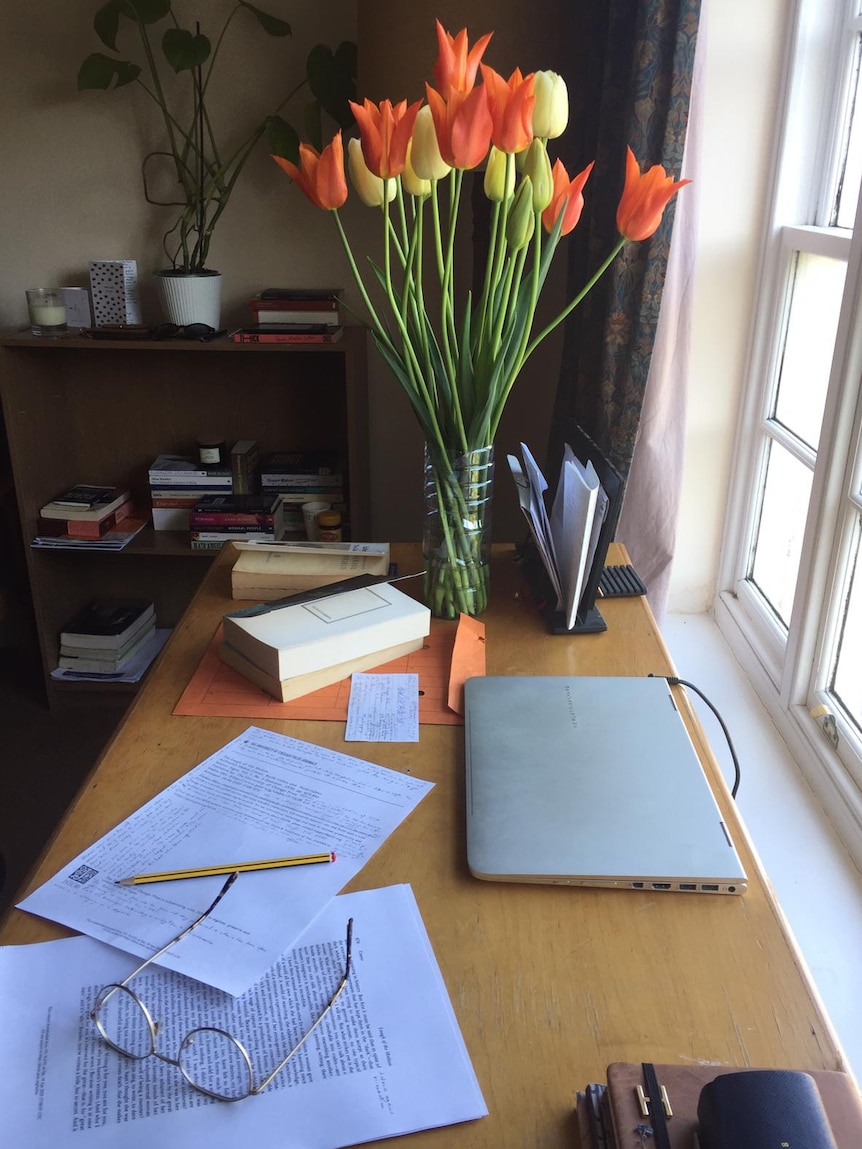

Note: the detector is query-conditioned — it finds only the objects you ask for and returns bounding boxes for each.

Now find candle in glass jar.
[26,288,67,336]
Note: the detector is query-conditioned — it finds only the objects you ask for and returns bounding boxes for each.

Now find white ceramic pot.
[155,270,222,328]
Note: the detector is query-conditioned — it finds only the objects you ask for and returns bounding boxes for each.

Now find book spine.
[252,297,339,311]
[251,310,341,326]
[230,331,341,344]
[189,513,275,527]
[66,501,133,538]
[192,527,276,537]
[149,479,233,489]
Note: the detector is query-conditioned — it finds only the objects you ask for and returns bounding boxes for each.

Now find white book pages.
[549,445,599,629]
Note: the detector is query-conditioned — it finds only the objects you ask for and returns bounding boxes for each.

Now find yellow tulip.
[483,146,514,202]
[522,139,553,211]
[410,105,452,180]
[505,176,535,249]
[532,70,568,138]
[347,137,396,207]
[402,140,432,197]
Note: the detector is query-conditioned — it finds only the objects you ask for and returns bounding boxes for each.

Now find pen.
[115,850,336,886]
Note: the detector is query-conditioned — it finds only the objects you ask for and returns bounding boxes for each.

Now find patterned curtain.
[547,0,701,481]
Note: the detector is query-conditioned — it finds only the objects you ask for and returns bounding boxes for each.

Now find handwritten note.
[346,674,420,742]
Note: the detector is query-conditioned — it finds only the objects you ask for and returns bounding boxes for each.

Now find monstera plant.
[78,0,355,321]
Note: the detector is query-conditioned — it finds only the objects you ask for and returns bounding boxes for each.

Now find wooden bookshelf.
[0,328,370,706]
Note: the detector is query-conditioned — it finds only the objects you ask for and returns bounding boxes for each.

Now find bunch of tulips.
[273,19,689,618]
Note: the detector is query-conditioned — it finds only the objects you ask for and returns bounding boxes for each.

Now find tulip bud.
[522,139,553,211]
[532,71,568,139]
[483,146,514,202]
[506,176,535,250]
[402,140,432,197]
[348,137,396,207]
[410,105,452,180]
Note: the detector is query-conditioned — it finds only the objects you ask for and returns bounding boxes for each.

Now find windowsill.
[664,612,862,1081]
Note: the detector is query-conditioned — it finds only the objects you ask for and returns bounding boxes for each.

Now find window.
[718,0,862,859]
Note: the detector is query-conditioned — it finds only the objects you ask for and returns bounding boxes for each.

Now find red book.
[231,326,343,345]
[44,499,134,539]
[188,513,276,527]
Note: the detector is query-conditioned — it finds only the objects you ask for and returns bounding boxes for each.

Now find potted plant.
[77,0,356,325]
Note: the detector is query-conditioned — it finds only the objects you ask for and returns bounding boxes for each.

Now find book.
[148,454,232,484]
[37,499,134,539]
[577,1063,862,1149]
[39,486,131,521]
[258,287,342,300]
[30,515,149,551]
[230,542,390,599]
[151,506,192,531]
[230,325,344,345]
[258,451,344,487]
[218,634,424,702]
[221,580,430,681]
[230,439,260,495]
[59,621,157,672]
[253,311,341,326]
[252,296,340,312]
[59,599,155,650]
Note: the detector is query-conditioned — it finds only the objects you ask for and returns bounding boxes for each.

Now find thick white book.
[222,582,431,680]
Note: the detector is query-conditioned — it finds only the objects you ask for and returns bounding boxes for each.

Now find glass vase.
[422,443,495,619]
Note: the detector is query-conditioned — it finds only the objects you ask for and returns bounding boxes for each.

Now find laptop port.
[651,882,671,889]
[701,883,719,892]
[679,883,697,891]
[631,881,644,888]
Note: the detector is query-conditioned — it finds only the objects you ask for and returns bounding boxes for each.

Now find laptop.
[464,675,747,894]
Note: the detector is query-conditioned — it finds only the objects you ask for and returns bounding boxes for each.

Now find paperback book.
[39,486,131,522]
[230,542,390,600]
[230,325,343,345]
[59,599,155,650]
[221,580,430,682]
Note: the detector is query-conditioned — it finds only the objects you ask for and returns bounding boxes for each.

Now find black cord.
[649,674,741,798]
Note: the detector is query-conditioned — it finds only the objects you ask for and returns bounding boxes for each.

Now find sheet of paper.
[507,453,563,607]
[345,673,420,741]
[550,446,599,629]
[18,727,433,996]
[0,884,488,1149]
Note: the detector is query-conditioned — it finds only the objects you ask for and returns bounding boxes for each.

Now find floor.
[1,615,860,1081]
[662,613,862,1082]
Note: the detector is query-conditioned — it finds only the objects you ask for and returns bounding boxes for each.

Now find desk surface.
[0,543,848,1146]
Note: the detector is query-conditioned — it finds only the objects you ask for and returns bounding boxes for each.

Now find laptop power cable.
[648,674,741,799]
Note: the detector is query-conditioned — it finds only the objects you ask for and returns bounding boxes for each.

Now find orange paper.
[173,616,486,724]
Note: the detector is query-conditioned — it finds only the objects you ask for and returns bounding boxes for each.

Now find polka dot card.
[88,260,142,326]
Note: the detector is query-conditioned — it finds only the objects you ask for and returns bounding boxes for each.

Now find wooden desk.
[0,543,848,1147]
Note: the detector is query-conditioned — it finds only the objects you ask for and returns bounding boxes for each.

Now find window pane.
[773,253,846,451]
[749,441,814,627]
[830,515,862,733]
[835,32,862,228]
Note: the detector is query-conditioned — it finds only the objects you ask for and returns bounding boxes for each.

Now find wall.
[0,0,787,606]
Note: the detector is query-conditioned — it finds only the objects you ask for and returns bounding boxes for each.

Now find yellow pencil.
[115,850,336,886]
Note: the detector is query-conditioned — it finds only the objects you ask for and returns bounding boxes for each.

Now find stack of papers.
[508,442,609,630]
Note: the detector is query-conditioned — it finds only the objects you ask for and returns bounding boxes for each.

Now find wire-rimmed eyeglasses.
[90,872,354,1102]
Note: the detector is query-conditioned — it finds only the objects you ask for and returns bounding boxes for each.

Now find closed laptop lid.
[464,675,746,894]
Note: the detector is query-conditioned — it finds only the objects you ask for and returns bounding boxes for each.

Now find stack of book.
[58,599,156,676]
[38,485,133,538]
[148,454,233,531]
[231,287,343,344]
[33,484,147,551]
[258,451,347,533]
[220,579,430,701]
[230,542,390,600]
[188,493,287,550]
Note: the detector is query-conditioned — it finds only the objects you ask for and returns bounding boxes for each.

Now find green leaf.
[93,1,123,50]
[306,41,357,129]
[303,101,323,152]
[266,115,300,163]
[78,52,141,90]
[162,27,211,73]
[121,0,171,24]
[238,2,291,37]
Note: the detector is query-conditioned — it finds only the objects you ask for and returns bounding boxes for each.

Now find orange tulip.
[479,65,535,154]
[433,19,493,98]
[425,83,493,170]
[616,146,690,241]
[349,97,423,180]
[272,131,347,211]
[542,158,594,235]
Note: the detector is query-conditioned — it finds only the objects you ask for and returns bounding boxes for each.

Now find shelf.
[0,330,369,706]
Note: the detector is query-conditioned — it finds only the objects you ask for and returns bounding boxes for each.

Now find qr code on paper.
[68,864,98,885]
